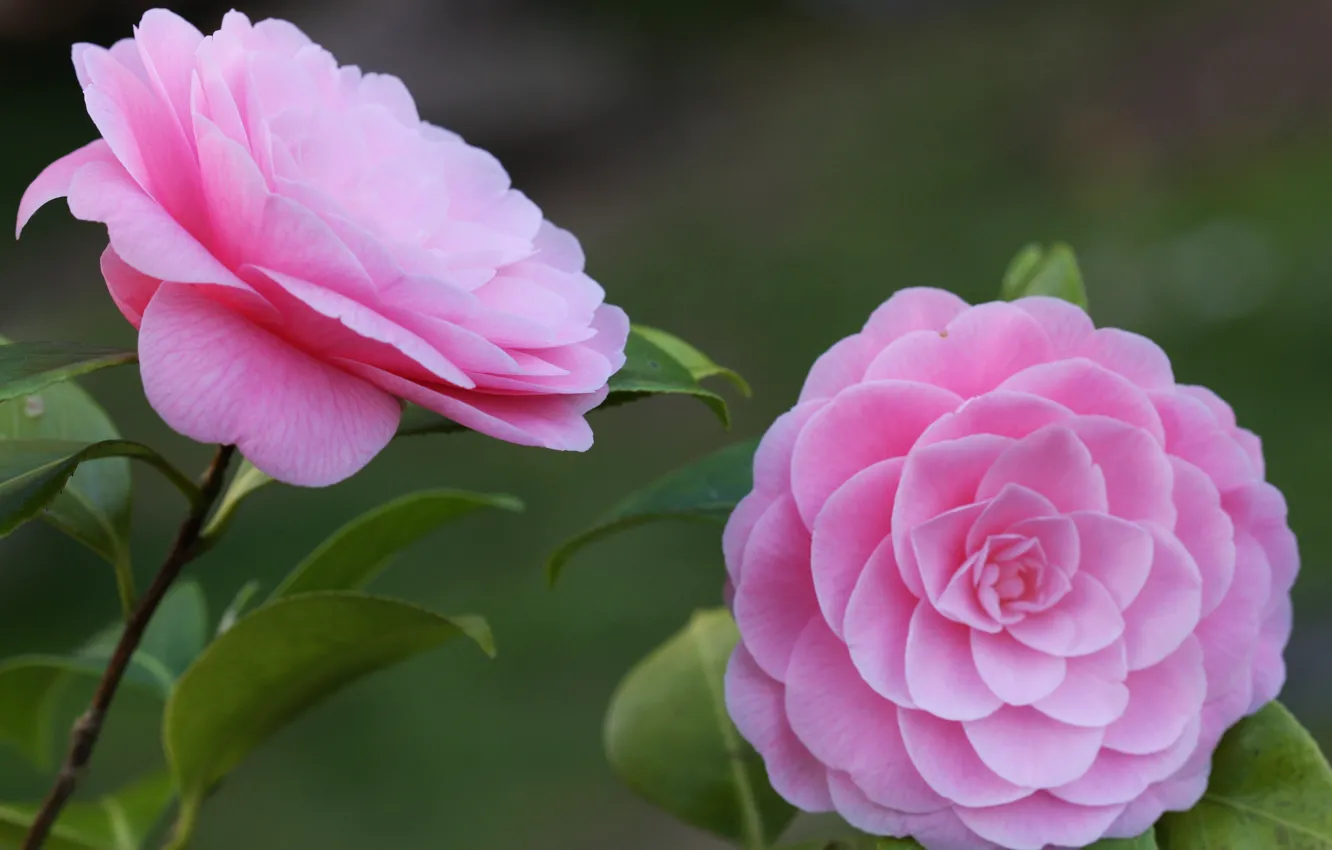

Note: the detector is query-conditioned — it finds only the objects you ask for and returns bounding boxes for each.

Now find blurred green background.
[2,0,1330,846]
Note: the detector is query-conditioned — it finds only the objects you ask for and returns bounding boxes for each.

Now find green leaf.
[999,242,1089,309]
[0,653,173,768]
[164,592,494,815]
[271,490,523,600]
[0,440,199,541]
[83,582,207,681]
[548,439,756,584]
[604,608,794,845]
[200,458,273,540]
[0,772,174,850]
[604,328,734,427]
[0,342,137,406]
[1089,831,1159,848]
[1156,701,1332,849]
[631,325,751,397]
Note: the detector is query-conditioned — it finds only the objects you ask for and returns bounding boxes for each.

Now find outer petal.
[898,709,1030,807]
[1052,716,1201,806]
[1013,296,1093,355]
[16,140,115,236]
[1171,456,1236,617]
[798,334,872,403]
[964,706,1105,788]
[1104,637,1207,755]
[99,246,161,327]
[1151,390,1258,491]
[139,284,400,486]
[1120,527,1204,670]
[998,359,1165,445]
[861,286,970,346]
[844,538,918,707]
[1078,328,1174,390]
[1067,415,1177,526]
[724,646,833,811]
[785,620,945,813]
[828,774,988,850]
[957,792,1124,850]
[810,457,903,635]
[731,496,820,681]
[790,380,961,527]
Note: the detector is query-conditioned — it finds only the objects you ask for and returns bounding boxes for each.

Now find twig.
[21,445,237,850]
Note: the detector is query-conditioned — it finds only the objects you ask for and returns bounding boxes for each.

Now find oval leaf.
[604,608,794,845]
[548,439,756,584]
[1156,701,1332,849]
[164,592,493,811]
[272,490,523,600]
[82,582,209,681]
[0,653,173,768]
[0,342,137,405]
[216,580,262,636]
[631,325,751,397]
[1090,832,1159,849]
[604,328,733,427]
[999,242,1089,309]
[0,772,174,850]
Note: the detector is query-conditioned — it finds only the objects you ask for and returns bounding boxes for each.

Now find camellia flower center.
[965,533,1066,624]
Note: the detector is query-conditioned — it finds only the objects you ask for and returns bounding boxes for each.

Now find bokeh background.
[1,0,1330,847]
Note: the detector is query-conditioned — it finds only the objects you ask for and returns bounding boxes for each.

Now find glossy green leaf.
[548,439,756,584]
[1156,701,1332,849]
[200,458,274,541]
[632,325,751,397]
[164,592,494,816]
[605,608,794,845]
[81,582,208,681]
[0,342,137,406]
[0,653,172,768]
[0,772,174,850]
[604,328,733,427]
[999,242,1089,309]
[272,490,523,599]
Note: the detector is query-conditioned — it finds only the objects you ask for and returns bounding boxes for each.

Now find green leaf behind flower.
[0,342,136,405]
[999,242,1089,309]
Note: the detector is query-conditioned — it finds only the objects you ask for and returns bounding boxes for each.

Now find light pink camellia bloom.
[17,9,627,486]
[724,289,1297,849]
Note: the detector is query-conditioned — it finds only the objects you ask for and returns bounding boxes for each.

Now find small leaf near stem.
[20,445,236,850]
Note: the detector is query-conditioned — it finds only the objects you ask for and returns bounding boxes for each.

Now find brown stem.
[21,445,237,850]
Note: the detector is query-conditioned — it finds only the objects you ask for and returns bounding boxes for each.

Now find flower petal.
[898,709,1030,807]
[957,792,1124,850]
[971,631,1066,706]
[976,425,1108,514]
[916,390,1073,447]
[16,140,115,236]
[1008,573,1124,657]
[844,538,918,707]
[1031,642,1130,727]
[99,245,160,327]
[999,358,1165,444]
[904,603,1002,721]
[1104,637,1206,755]
[1171,457,1236,617]
[964,706,1104,788]
[1121,527,1203,670]
[1067,415,1177,526]
[139,284,400,486]
[861,286,970,346]
[1068,512,1153,610]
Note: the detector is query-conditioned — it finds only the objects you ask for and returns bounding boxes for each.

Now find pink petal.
[971,630,1066,706]
[752,401,824,496]
[16,140,115,236]
[911,502,987,603]
[826,775,983,850]
[1068,512,1154,609]
[1107,765,1209,840]
[133,9,205,141]
[965,484,1058,552]
[1193,531,1268,708]
[790,380,961,527]
[1121,527,1204,670]
[139,284,400,486]
[1052,715,1201,806]
[1067,415,1176,526]
[1251,595,1292,710]
[785,620,945,813]
[861,286,970,346]
[1225,481,1297,595]
[811,458,904,635]
[957,792,1124,850]
[864,303,1053,399]
[898,709,1030,807]
[531,221,585,272]
[67,160,254,292]
[1008,573,1124,657]
[976,425,1109,514]
[893,434,1013,598]
[964,706,1104,788]
[1008,515,1080,574]
[724,491,770,587]
[1013,296,1093,355]
[731,496,820,682]
[844,538,918,707]
[1151,390,1258,491]
[798,334,873,403]
[724,646,833,811]
[936,564,1004,633]
[1104,637,1206,755]
[344,362,599,451]
[99,245,160,328]
[916,390,1074,448]
[1171,457,1236,617]
[999,359,1165,445]
[1078,328,1174,390]
[1032,642,1130,727]
[904,603,1002,721]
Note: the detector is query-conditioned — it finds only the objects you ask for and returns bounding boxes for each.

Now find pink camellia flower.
[16,9,627,486]
[724,289,1297,849]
